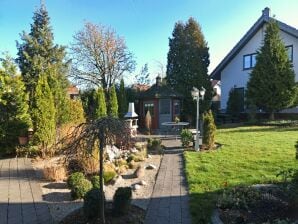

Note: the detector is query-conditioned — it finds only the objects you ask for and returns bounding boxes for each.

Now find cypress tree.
[109,85,118,118]
[16,4,69,125]
[32,75,56,157]
[246,21,296,119]
[203,110,216,149]
[118,79,127,118]
[167,17,212,120]
[94,88,107,119]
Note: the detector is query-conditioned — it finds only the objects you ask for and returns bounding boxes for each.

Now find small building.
[67,85,79,100]
[211,80,221,111]
[138,76,182,130]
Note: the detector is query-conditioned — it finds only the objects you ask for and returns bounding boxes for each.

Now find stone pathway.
[144,139,192,224]
[0,157,53,224]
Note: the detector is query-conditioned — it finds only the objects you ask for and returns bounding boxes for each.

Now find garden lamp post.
[191,87,206,151]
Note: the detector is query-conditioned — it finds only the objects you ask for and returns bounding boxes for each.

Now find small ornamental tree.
[144,111,152,135]
[117,79,127,118]
[226,88,243,120]
[203,110,216,149]
[32,75,56,157]
[108,85,118,118]
[246,21,296,120]
[94,88,107,119]
[67,99,85,125]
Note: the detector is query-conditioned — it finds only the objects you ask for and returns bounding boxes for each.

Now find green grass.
[184,125,298,223]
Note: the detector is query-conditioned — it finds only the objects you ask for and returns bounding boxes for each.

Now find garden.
[185,123,298,223]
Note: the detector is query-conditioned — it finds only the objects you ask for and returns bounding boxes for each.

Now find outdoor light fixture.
[191,86,206,151]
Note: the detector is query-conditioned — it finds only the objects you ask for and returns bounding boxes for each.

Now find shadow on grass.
[224,126,298,134]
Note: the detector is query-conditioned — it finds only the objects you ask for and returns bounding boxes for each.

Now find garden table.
[161,121,189,140]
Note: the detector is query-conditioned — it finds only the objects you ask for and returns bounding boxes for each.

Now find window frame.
[144,101,154,117]
[243,53,257,70]
[285,45,293,62]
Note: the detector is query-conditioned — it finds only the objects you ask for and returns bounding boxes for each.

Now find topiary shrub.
[67,172,85,188]
[180,129,193,147]
[203,110,216,149]
[71,178,92,200]
[113,187,132,216]
[83,188,105,220]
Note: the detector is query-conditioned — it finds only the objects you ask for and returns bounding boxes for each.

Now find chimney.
[262,7,270,19]
[156,76,161,87]
[124,102,138,118]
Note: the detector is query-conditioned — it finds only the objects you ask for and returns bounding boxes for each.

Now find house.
[67,85,79,100]
[138,76,182,129]
[211,7,298,113]
[211,80,221,111]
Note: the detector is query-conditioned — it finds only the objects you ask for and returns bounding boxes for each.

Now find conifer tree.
[246,21,296,119]
[108,85,118,118]
[94,88,107,119]
[0,56,31,151]
[32,75,56,157]
[226,88,243,119]
[167,18,212,120]
[16,4,69,125]
[203,110,216,149]
[118,79,127,118]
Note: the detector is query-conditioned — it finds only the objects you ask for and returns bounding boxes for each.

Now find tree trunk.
[99,138,105,224]
[269,112,275,120]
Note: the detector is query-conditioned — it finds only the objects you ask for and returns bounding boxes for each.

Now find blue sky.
[1,0,298,84]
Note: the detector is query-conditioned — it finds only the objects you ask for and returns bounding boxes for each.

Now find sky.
[1,0,298,84]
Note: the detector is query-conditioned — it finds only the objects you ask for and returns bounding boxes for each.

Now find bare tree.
[64,117,131,223]
[70,22,136,89]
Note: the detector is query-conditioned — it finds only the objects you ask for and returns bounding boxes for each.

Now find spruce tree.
[32,75,56,157]
[16,4,69,125]
[94,88,107,119]
[108,85,118,118]
[167,17,212,120]
[118,79,127,118]
[0,56,31,151]
[246,21,296,119]
[226,88,243,119]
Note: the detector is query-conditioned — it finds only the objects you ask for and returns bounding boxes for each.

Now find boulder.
[146,164,157,170]
[133,166,145,178]
[133,184,141,190]
[139,180,147,186]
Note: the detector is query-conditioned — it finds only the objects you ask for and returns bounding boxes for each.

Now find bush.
[203,110,216,149]
[180,129,193,147]
[113,187,132,216]
[67,172,85,188]
[70,178,92,199]
[43,165,66,182]
[67,159,84,174]
[91,175,100,189]
[103,170,117,184]
[295,141,298,160]
[147,138,162,153]
[83,188,105,220]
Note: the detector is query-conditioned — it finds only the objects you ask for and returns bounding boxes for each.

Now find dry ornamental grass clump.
[43,165,67,182]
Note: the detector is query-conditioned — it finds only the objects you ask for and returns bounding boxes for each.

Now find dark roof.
[138,83,183,99]
[210,7,298,80]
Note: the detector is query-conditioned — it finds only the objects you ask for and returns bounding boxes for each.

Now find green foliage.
[16,4,69,126]
[203,110,216,149]
[296,141,298,160]
[83,188,105,220]
[147,138,163,154]
[0,56,32,153]
[31,75,56,157]
[246,21,296,119]
[166,17,212,119]
[180,129,193,147]
[67,172,92,199]
[94,88,107,119]
[117,79,127,118]
[91,175,100,189]
[226,88,243,119]
[66,98,85,124]
[113,187,132,216]
[108,85,118,118]
[103,170,117,183]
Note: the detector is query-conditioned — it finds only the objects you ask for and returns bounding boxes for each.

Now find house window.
[243,53,257,70]
[173,101,180,115]
[144,102,154,117]
[286,45,293,62]
[159,99,171,115]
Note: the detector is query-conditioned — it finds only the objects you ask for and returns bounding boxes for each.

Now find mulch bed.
[60,203,145,224]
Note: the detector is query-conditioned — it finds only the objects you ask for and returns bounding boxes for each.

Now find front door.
[159,99,172,128]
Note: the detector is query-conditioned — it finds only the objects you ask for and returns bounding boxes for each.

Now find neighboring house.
[211,80,221,110]
[67,85,79,100]
[211,7,298,113]
[138,76,182,129]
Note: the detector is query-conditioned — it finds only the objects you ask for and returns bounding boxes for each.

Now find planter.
[18,136,28,145]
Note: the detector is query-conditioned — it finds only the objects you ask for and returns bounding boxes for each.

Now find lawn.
[184,125,298,223]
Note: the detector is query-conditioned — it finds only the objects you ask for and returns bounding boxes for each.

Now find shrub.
[203,110,216,149]
[226,87,243,120]
[147,138,162,153]
[103,170,117,184]
[43,165,67,182]
[180,129,193,147]
[91,175,100,189]
[70,178,92,199]
[144,111,152,134]
[113,187,132,216]
[83,188,105,220]
[67,159,84,174]
[295,141,298,160]
[67,172,85,188]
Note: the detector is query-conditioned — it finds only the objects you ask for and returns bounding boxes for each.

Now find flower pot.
[18,136,28,145]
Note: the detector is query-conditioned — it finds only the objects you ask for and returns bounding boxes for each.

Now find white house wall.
[221,24,298,111]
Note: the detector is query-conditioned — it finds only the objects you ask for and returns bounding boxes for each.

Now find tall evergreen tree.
[246,21,296,119]
[94,88,107,119]
[16,3,69,125]
[0,56,31,151]
[108,85,118,118]
[32,75,56,157]
[166,18,212,120]
[117,79,127,118]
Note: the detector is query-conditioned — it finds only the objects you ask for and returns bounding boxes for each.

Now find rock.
[133,184,141,190]
[128,160,137,169]
[139,180,147,186]
[134,166,145,178]
[106,145,121,161]
[146,164,157,170]
[147,154,152,159]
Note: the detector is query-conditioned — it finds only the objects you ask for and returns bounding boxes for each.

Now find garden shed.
[138,76,182,130]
